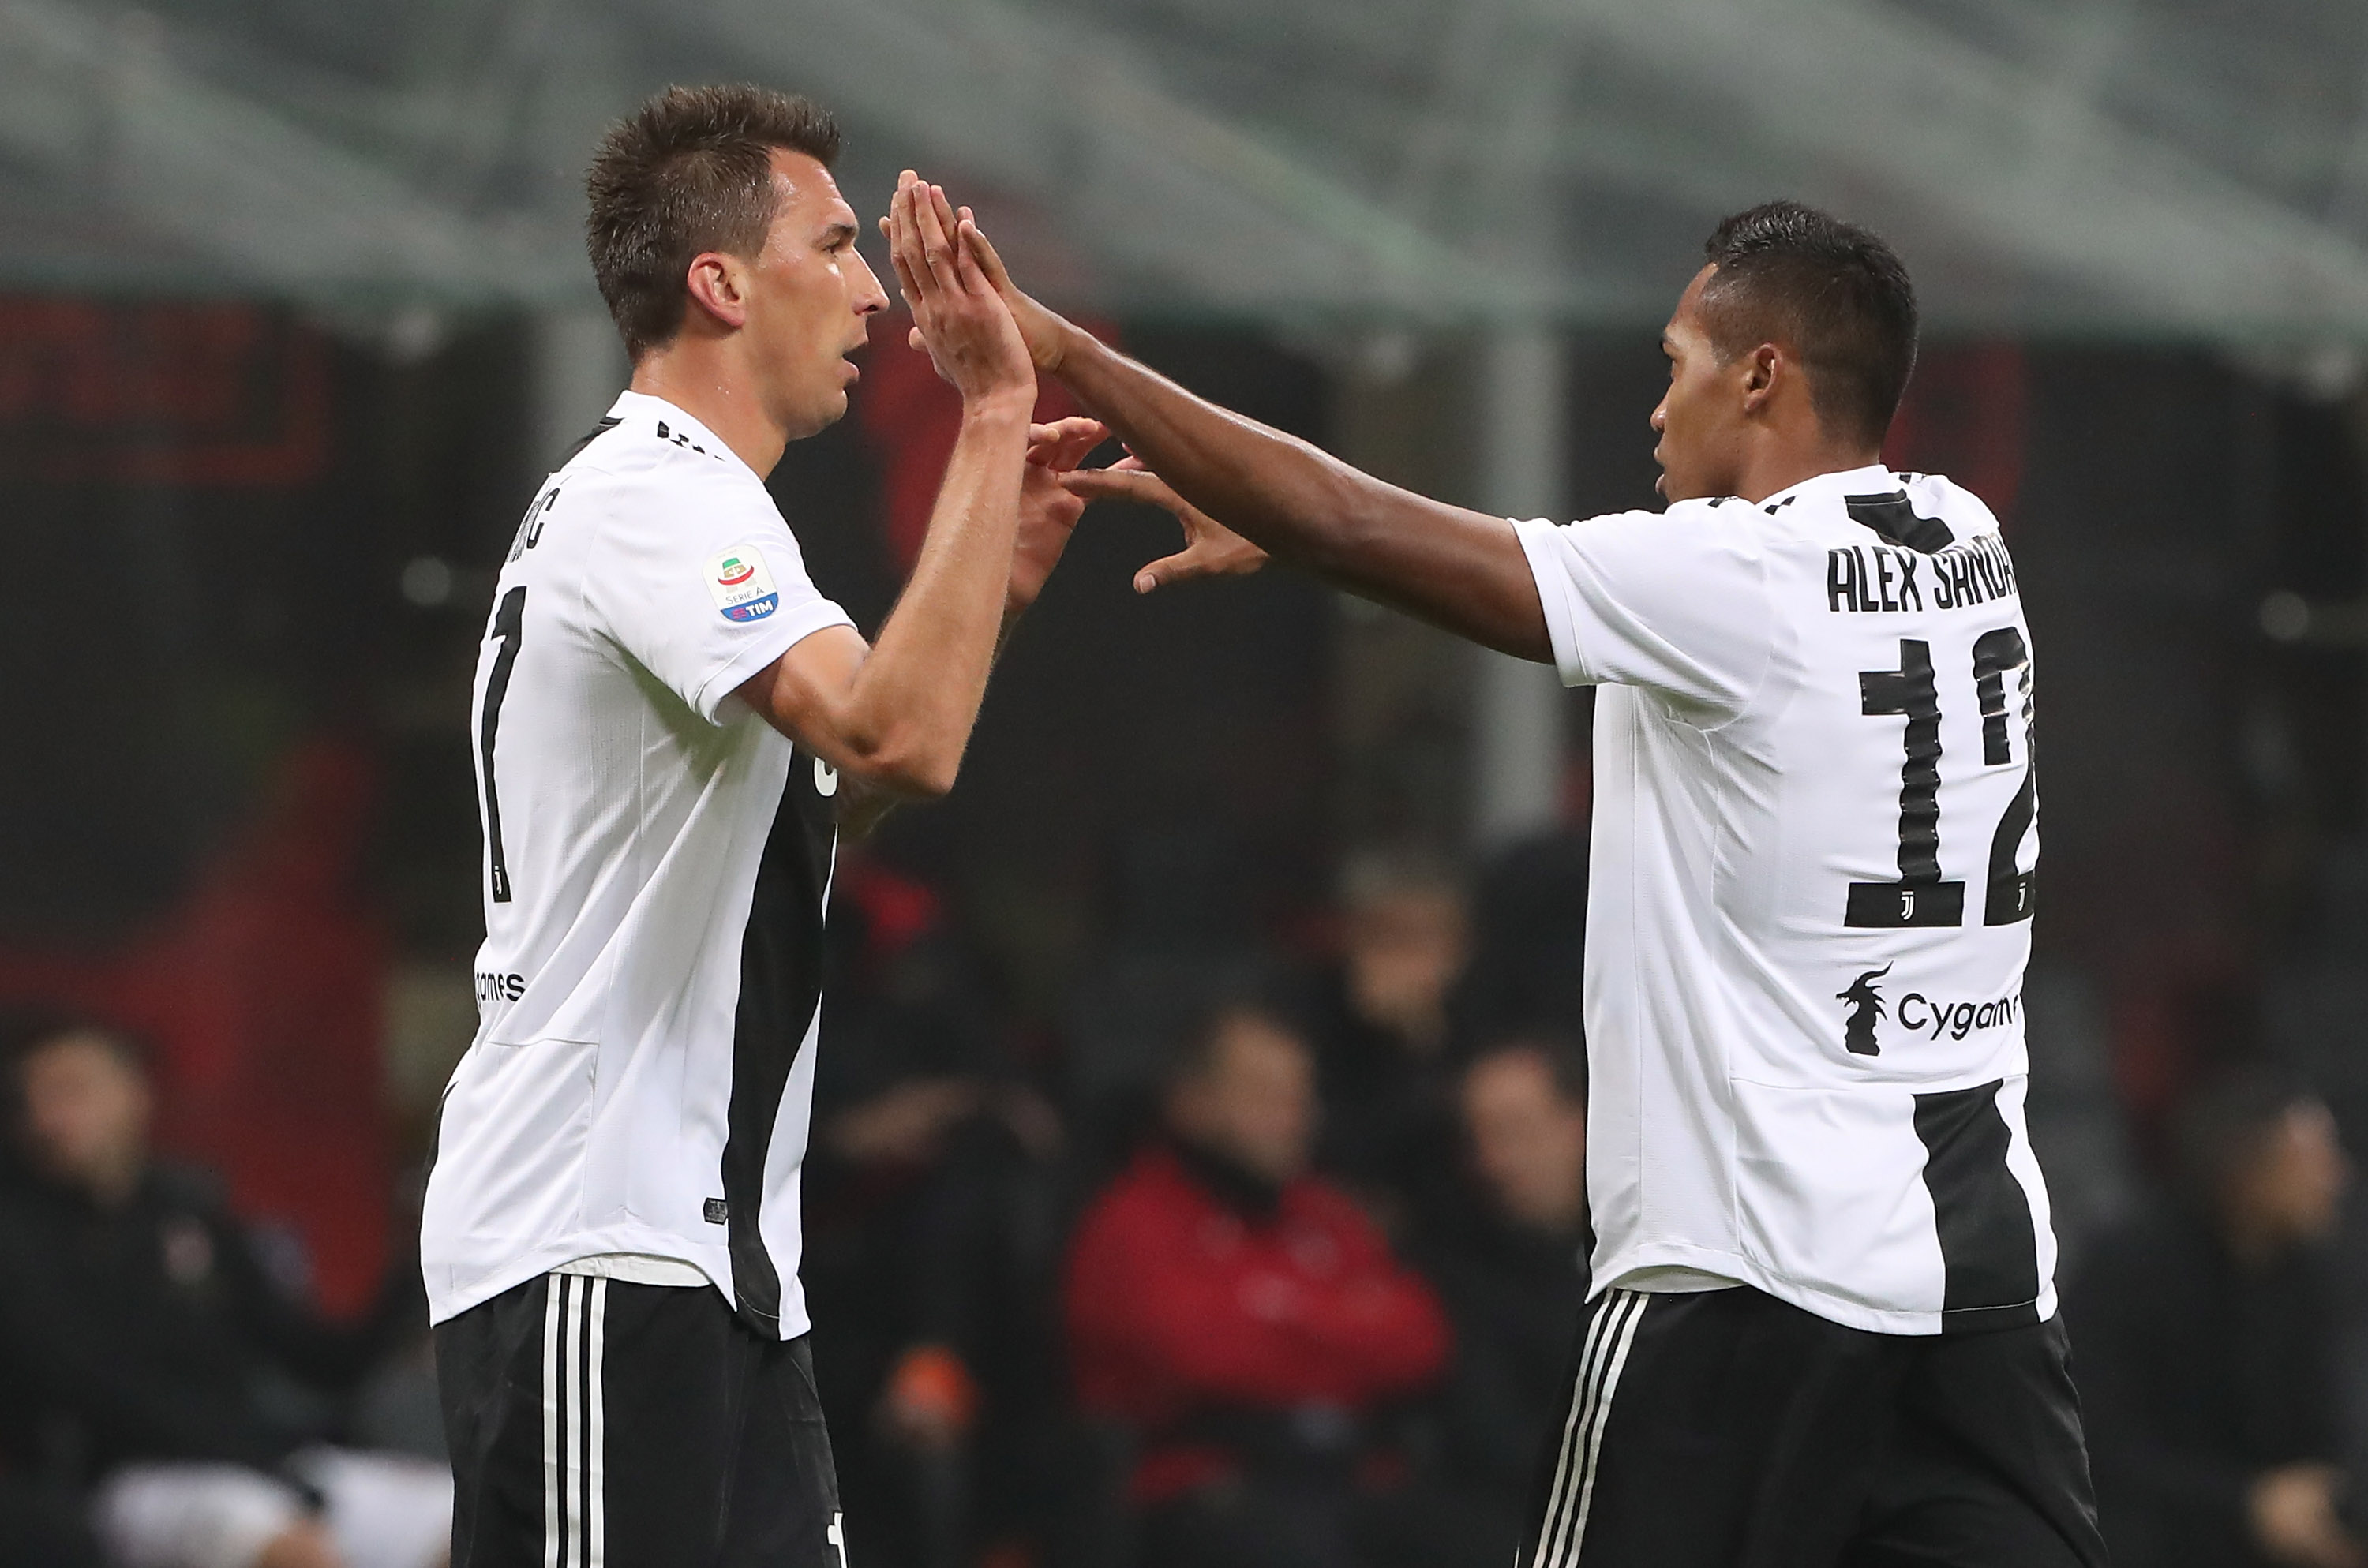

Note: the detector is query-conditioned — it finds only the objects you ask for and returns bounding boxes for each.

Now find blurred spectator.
[1065,998,1450,1568]
[1458,831,1590,1051]
[1308,854,1471,1221]
[800,860,1069,1568]
[0,1016,447,1568]
[1406,1037,1591,1568]
[2071,1065,2359,1568]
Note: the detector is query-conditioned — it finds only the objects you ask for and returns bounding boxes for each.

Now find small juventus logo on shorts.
[829,1513,849,1568]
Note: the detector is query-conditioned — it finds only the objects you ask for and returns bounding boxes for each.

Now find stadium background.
[2,0,2366,1562]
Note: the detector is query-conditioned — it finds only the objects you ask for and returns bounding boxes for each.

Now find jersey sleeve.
[583,468,853,724]
[1512,503,1774,724]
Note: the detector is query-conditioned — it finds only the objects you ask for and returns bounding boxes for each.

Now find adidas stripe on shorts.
[437,1273,847,1568]
[1518,1285,2108,1568]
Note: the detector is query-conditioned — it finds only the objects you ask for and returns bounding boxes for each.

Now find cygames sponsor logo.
[474,970,526,1003]
[1898,988,2022,1042]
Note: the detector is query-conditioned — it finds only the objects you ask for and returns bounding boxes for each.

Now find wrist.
[1043,317,1096,378]
[960,387,1036,424]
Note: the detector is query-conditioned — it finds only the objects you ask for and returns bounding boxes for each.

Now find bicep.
[734,623,872,765]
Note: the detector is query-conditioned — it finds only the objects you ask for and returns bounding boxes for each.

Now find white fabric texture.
[551,1252,710,1287]
[421,391,852,1330]
[1516,464,2055,1335]
[93,1449,450,1568]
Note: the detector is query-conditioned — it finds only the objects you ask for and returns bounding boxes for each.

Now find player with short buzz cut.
[421,86,1101,1568]
[940,202,2109,1565]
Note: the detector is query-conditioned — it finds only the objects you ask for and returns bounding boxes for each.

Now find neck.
[1168,1134,1287,1220]
[628,345,790,477]
[77,1152,143,1210]
[1731,440,1884,506]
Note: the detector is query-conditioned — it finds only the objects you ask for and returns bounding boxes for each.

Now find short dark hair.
[1699,201,1917,450]
[585,84,843,360]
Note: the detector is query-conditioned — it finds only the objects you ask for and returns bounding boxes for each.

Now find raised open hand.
[947,208,1073,375]
[1060,457,1270,594]
[1008,416,1110,616]
[877,173,1032,407]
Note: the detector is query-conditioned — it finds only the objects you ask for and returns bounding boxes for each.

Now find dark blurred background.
[6,2,2368,1566]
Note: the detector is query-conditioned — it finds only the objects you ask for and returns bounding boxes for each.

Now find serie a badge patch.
[705,543,781,623]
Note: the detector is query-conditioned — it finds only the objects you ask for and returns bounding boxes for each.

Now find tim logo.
[1837,964,1891,1057]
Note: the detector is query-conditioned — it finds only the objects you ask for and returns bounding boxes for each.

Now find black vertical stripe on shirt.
[560,415,623,467]
[721,747,837,1336]
[1913,1080,2042,1333]
[1846,491,1956,554]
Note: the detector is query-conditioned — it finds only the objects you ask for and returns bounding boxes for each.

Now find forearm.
[1055,325,1366,571]
[1051,324,1549,657]
[839,397,1031,792]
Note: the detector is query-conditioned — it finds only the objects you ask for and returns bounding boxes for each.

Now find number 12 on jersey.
[1847,630,2035,930]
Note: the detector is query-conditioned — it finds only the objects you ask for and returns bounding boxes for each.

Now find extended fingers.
[1058,417,1111,459]
[887,175,929,305]
[912,181,962,296]
[1133,552,1192,595]
[962,218,1016,296]
[1028,417,1109,469]
[1059,466,1174,507]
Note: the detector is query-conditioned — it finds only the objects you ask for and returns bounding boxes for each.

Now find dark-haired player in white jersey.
[946,204,2108,1565]
[422,87,1101,1567]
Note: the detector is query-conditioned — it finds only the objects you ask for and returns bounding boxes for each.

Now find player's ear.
[1740,343,1781,411]
[684,252,750,331]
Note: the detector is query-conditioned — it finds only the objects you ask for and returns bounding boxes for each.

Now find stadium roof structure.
[7,0,2368,341]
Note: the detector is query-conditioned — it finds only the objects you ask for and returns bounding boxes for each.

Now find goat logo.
[1837,964,1892,1057]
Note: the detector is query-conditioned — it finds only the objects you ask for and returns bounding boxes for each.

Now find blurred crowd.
[0,833,2360,1568]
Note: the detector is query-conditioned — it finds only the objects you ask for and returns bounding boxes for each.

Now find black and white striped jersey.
[1515,463,2051,1335]
[422,391,854,1339]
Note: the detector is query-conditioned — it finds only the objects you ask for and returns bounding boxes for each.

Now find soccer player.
[954,201,2108,1565]
[421,88,1094,1567]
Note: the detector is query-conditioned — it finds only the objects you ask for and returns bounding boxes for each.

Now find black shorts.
[1519,1285,2108,1568]
[436,1273,845,1568]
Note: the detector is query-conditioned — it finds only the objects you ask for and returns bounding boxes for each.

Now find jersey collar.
[1748,462,1898,515]
[606,390,759,482]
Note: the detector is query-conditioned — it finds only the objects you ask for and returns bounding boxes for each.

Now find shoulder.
[568,426,769,515]
[1081,1149,1194,1226]
[1527,496,1776,572]
[1898,471,2003,535]
[1818,470,2004,552]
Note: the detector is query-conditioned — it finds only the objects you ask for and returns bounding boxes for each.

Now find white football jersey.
[1516,463,2051,1336]
[421,391,855,1338]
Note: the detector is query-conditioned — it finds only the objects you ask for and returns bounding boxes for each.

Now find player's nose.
[852,251,890,315]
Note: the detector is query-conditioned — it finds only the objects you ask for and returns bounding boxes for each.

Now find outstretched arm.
[736,175,1036,801]
[961,226,1551,661]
